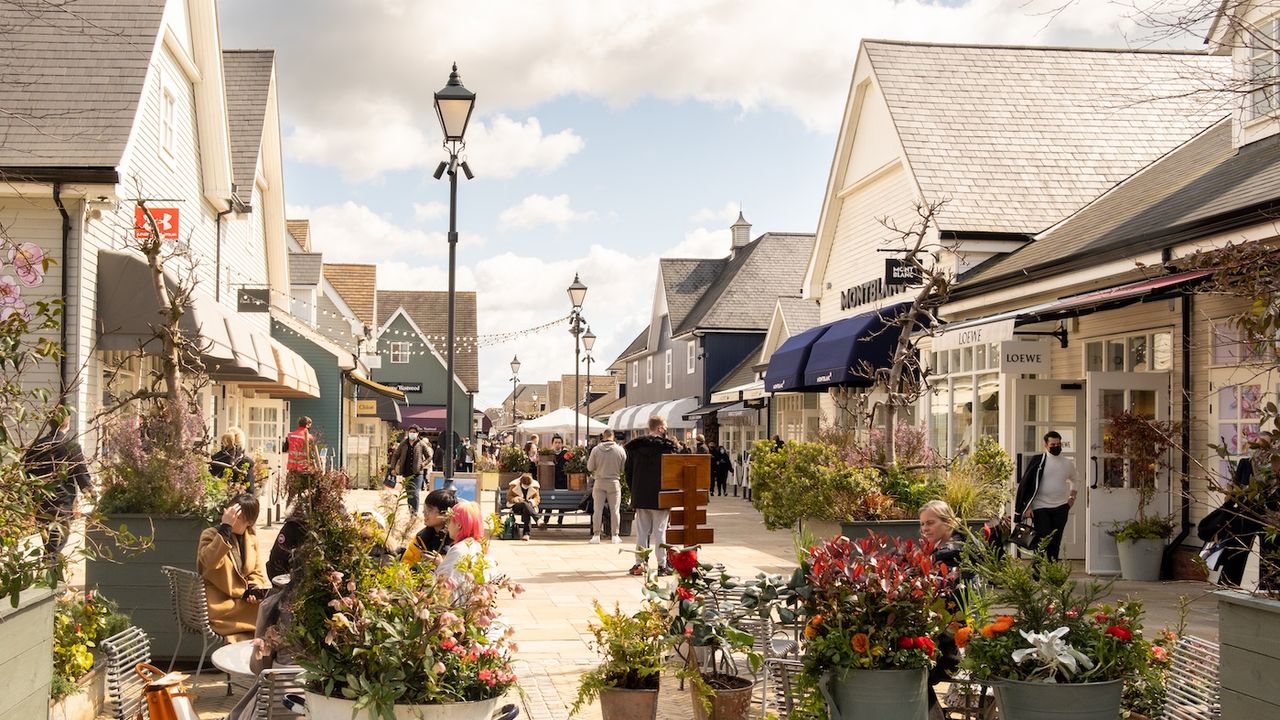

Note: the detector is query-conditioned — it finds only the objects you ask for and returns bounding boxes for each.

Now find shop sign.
[999,340,1049,375]
[134,206,179,240]
[885,258,923,288]
[356,399,379,416]
[935,319,1015,352]
[390,382,422,393]
[839,278,888,311]
[237,288,270,312]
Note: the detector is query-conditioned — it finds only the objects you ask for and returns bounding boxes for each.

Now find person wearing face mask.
[391,425,434,514]
[1015,430,1077,562]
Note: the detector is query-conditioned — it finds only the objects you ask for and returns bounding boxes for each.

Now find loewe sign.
[999,340,1049,375]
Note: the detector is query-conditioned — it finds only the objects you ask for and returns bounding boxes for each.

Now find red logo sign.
[134,207,180,241]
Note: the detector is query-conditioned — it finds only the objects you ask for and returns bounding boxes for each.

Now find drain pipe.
[52,183,71,402]
[1163,293,1195,578]
[214,200,234,301]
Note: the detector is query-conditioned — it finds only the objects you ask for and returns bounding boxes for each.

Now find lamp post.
[433,63,476,487]
[567,274,588,445]
[582,328,596,438]
[509,355,520,440]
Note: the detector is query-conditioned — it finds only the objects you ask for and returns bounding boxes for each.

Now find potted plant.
[565,446,589,490]
[788,533,955,720]
[475,454,501,492]
[648,546,760,720]
[281,471,523,719]
[569,600,671,719]
[1102,411,1179,581]
[961,551,1160,720]
[943,435,1013,521]
[49,589,130,720]
[497,444,529,481]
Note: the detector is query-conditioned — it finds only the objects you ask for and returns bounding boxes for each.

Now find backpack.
[501,513,518,541]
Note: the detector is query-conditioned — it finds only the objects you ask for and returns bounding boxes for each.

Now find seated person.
[437,500,489,590]
[197,494,269,642]
[506,472,540,541]
[265,503,306,581]
[403,488,458,565]
[919,500,967,715]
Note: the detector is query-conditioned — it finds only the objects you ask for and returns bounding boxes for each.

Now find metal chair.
[253,667,307,719]
[101,626,152,720]
[757,657,809,719]
[1165,634,1221,720]
[160,565,227,679]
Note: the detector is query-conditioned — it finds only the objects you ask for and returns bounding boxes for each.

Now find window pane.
[952,378,974,455]
[1213,324,1241,365]
[977,374,999,441]
[1129,335,1148,372]
[1107,340,1125,372]
[960,348,973,372]
[989,343,1000,369]
[1152,332,1173,371]
[975,343,987,371]
[1131,390,1156,418]
[1242,384,1262,418]
[936,351,949,374]
[1086,342,1104,372]
[1219,386,1239,420]
[930,389,949,455]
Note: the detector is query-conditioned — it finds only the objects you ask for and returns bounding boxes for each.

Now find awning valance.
[347,370,407,401]
[400,405,447,431]
[802,305,906,390]
[711,379,765,404]
[682,401,737,421]
[607,397,700,431]
[763,325,829,393]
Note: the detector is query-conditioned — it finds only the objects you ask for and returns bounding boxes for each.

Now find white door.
[1085,372,1171,575]
[1011,378,1087,560]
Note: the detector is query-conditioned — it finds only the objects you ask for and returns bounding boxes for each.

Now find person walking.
[708,438,733,497]
[1015,430,1077,563]
[587,429,627,544]
[1214,441,1280,588]
[391,425,433,514]
[24,410,93,568]
[624,416,678,576]
[285,417,320,482]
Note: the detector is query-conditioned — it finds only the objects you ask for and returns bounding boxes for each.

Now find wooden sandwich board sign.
[660,453,713,545]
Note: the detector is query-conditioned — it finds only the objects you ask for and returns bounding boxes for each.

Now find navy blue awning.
[763,324,830,393]
[802,309,900,389]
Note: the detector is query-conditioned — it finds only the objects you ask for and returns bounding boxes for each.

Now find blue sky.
[218,0,1157,409]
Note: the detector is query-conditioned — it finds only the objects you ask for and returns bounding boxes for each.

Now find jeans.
[634,508,670,568]
[1031,503,1071,562]
[510,502,535,535]
[403,473,425,513]
[592,478,622,537]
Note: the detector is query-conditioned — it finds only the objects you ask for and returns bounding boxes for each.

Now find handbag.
[501,513,518,541]
[1009,522,1038,551]
[135,663,197,720]
[1200,539,1229,571]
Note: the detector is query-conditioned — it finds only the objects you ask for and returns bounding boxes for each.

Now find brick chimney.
[730,211,751,257]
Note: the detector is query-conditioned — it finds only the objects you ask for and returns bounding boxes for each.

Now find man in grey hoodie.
[586,429,628,544]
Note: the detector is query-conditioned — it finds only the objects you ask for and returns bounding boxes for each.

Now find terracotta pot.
[599,686,659,720]
[568,472,588,490]
[691,673,754,720]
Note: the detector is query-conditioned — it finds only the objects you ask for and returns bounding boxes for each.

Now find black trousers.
[510,503,535,534]
[1031,503,1071,562]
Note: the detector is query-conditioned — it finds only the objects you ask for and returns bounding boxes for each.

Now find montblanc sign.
[839,278,888,311]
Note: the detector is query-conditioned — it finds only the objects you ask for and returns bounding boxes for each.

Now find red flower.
[564,452,574,459]
[667,548,699,577]
[1094,613,1109,624]
[1106,626,1133,642]
[676,586,695,601]
[898,636,916,650]
[916,636,936,656]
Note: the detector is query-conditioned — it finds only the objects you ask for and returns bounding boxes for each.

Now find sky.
[216,0,1188,411]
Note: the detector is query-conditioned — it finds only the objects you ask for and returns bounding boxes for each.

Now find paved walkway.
[84,487,1223,719]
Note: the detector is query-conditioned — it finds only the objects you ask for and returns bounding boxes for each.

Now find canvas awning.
[347,370,406,401]
[238,335,320,398]
[763,324,829,393]
[518,406,608,435]
[682,401,737,421]
[801,304,906,390]
[607,397,700,431]
[710,379,765,404]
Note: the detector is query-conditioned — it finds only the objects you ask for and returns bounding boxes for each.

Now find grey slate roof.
[613,326,649,366]
[673,233,815,336]
[223,50,274,198]
[863,40,1232,234]
[289,252,323,286]
[660,258,726,332]
[711,341,764,394]
[377,290,479,393]
[0,0,165,169]
[777,296,820,334]
[955,118,1280,295]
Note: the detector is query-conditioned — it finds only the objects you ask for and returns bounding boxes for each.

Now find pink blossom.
[8,243,44,287]
[431,662,446,675]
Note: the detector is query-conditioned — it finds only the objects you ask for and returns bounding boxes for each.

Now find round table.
[211,640,258,678]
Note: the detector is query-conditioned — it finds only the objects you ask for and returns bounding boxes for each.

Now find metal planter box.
[1217,590,1280,719]
[0,585,56,720]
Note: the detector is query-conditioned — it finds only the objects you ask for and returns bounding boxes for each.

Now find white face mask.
[408,433,418,441]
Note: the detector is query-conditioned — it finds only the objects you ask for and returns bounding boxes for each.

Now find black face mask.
[1048,446,1062,456]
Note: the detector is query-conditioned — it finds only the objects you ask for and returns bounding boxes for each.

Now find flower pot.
[993,677,1122,720]
[568,472,588,491]
[49,662,106,720]
[476,471,501,492]
[304,690,499,720]
[601,509,634,537]
[819,667,928,720]
[0,585,56,720]
[1116,538,1165,582]
[690,673,754,720]
[599,686,659,720]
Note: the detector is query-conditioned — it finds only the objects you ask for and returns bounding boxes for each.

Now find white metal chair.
[161,565,229,686]
[254,667,307,719]
[1165,634,1221,720]
[101,626,152,720]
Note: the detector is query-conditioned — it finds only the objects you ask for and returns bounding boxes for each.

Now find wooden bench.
[497,489,591,530]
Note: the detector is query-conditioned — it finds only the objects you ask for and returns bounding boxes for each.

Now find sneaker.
[521,532,530,541]
[656,566,673,577]
[611,535,621,544]
[628,563,646,576]
[589,535,601,544]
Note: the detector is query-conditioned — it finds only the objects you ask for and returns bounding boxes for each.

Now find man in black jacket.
[24,411,93,563]
[709,439,733,497]
[1014,430,1077,563]
[624,416,678,576]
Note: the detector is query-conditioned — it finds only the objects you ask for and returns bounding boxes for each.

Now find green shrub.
[944,435,1013,519]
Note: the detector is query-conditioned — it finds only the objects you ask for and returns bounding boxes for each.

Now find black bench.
[497,489,591,530]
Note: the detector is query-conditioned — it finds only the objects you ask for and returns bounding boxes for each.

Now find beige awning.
[239,335,320,398]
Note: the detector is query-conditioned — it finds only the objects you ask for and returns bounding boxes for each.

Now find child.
[403,488,458,565]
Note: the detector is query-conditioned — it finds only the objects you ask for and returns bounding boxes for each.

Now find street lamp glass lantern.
[582,328,596,352]
[567,274,587,309]
[510,355,521,375]
[434,63,476,142]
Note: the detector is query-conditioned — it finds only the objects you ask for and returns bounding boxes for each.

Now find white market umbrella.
[517,406,607,436]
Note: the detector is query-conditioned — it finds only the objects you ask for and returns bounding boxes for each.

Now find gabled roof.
[674,233,815,336]
[0,0,166,170]
[222,50,274,198]
[286,219,311,250]
[289,253,323,286]
[862,40,1231,234]
[711,341,764,394]
[612,326,650,367]
[324,263,377,327]
[377,290,479,393]
[777,296,821,334]
[660,258,726,331]
[954,118,1280,297]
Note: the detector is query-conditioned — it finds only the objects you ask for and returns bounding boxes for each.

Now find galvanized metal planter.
[819,667,928,720]
[0,585,56,720]
[993,677,1122,720]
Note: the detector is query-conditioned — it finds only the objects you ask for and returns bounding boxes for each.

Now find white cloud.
[689,202,742,226]
[498,194,593,231]
[464,116,585,180]
[287,201,486,264]
[413,202,447,222]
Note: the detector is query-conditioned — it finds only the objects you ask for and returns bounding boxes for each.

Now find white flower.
[1010,627,1095,681]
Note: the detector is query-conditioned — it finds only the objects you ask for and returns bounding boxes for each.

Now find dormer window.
[1249,17,1280,120]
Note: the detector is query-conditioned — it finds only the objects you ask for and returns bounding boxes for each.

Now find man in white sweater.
[1014,430,1078,562]
[586,429,627,544]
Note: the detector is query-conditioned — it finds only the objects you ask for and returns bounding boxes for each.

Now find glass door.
[1011,378,1086,559]
[1085,372,1171,575]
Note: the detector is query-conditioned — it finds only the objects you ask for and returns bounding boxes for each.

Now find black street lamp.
[582,328,597,437]
[433,63,476,487]
[567,274,588,445]
[509,355,520,440]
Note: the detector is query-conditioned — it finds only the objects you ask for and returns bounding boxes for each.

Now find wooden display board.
[659,453,713,545]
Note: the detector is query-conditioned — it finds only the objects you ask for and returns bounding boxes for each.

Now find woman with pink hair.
[435,500,489,589]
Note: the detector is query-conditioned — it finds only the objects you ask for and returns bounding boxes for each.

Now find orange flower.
[993,615,1016,631]
[851,633,870,654]
[954,626,972,648]
[980,624,998,638]
[804,625,817,639]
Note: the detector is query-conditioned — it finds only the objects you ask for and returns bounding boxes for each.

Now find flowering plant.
[569,599,674,716]
[960,552,1156,686]
[51,588,130,700]
[565,446,590,474]
[791,533,956,674]
[96,408,227,522]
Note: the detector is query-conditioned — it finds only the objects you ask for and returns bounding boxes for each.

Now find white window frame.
[646,355,653,383]
[630,361,638,387]
[161,86,176,159]
[1082,329,1174,374]
[687,341,696,374]
[1248,16,1280,121]
[389,341,411,364]
[665,349,673,389]
[926,344,1000,458]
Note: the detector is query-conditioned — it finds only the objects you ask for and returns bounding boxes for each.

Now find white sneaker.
[589,535,601,544]
[611,535,621,544]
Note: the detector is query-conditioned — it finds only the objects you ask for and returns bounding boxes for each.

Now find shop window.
[1084,331,1173,373]
[925,344,999,457]
[1249,16,1280,120]
[246,403,282,455]
[390,342,411,363]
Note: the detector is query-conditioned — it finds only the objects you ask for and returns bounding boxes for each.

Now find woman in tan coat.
[197,493,268,641]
